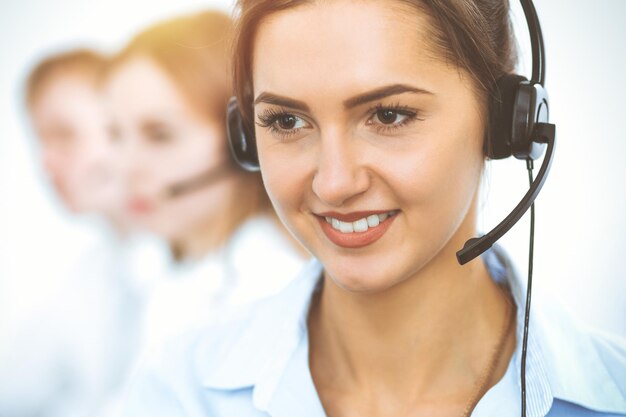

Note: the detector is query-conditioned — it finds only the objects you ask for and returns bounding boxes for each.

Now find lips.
[128,197,154,214]
[316,210,398,248]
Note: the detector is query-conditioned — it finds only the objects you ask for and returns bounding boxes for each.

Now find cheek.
[153,133,225,188]
[149,180,232,238]
[260,152,299,215]
[59,150,87,182]
[41,148,64,177]
[387,111,484,222]
[258,140,312,230]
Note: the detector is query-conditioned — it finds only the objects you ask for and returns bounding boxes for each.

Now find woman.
[105,11,306,356]
[123,1,626,416]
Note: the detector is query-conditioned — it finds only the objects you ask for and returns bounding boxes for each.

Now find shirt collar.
[200,249,626,415]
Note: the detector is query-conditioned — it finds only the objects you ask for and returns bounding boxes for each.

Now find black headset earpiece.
[487,74,549,161]
[227,96,260,172]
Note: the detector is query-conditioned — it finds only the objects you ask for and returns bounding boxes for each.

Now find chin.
[156,225,183,242]
[324,258,409,294]
[63,197,83,214]
[319,239,443,295]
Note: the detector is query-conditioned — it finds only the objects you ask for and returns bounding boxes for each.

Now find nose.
[311,130,370,207]
[118,135,147,191]
[41,148,62,179]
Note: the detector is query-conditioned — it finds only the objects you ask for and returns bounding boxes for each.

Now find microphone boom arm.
[456,122,556,265]
[166,163,234,199]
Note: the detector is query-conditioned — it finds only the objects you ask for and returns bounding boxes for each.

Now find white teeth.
[353,218,368,232]
[366,214,380,227]
[339,221,354,233]
[326,211,395,234]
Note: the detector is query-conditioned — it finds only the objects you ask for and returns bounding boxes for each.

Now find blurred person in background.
[104,10,307,362]
[25,49,127,228]
[0,48,162,417]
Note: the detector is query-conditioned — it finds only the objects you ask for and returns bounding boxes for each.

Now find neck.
[308,236,515,415]
[170,185,242,262]
[171,221,224,262]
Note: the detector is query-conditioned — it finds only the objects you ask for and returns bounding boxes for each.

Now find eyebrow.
[253,83,432,112]
[254,93,310,112]
[343,84,433,109]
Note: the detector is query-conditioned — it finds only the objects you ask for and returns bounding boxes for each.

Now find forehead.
[105,56,197,120]
[33,73,96,105]
[32,75,102,124]
[252,0,447,102]
[107,57,178,103]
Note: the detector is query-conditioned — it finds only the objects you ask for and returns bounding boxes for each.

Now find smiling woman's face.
[252,0,486,292]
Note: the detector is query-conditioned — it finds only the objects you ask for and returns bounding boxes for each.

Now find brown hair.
[26,48,107,108]
[232,0,517,127]
[110,10,273,249]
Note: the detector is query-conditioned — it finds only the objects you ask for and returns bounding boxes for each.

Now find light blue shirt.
[123,248,626,416]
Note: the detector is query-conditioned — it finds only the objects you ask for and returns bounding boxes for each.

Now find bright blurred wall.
[0,0,625,337]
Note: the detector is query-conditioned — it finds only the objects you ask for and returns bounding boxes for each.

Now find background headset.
[227,1,556,415]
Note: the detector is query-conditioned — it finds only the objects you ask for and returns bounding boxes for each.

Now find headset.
[227,1,555,415]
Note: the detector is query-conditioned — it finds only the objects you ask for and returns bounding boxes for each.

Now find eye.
[256,108,312,139]
[366,104,420,133]
[148,128,173,143]
[107,124,122,144]
[370,108,413,126]
[142,122,175,144]
[42,125,75,147]
[276,114,306,130]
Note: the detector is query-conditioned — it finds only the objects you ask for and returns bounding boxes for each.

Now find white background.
[0,0,625,337]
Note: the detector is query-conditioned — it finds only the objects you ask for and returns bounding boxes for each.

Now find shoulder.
[122,259,323,416]
[586,328,626,397]
[487,247,626,415]
[226,215,309,305]
[197,258,321,385]
[534,300,626,415]
[122,307,259,417]
[228,215,302,265]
